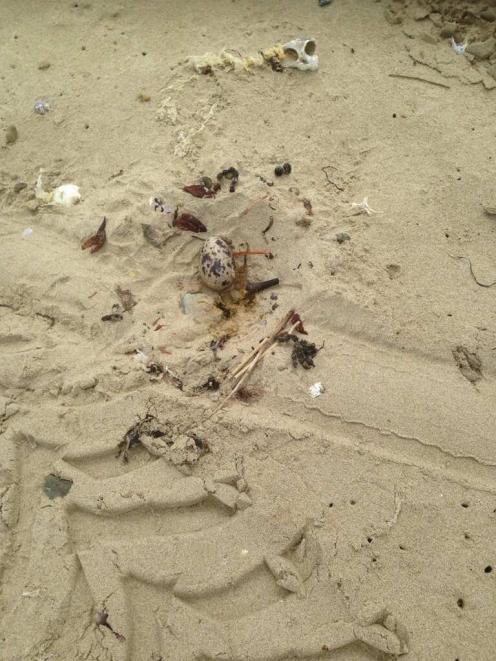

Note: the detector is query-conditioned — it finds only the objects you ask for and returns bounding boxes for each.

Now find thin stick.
[389,73,450,89]
[231,309,294,379]
[232,249,272,257]
[208,309,295,417]
[448,253,496,288]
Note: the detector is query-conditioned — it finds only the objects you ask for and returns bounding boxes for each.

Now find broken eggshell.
[199,236,236,291]
[282,38,319,71]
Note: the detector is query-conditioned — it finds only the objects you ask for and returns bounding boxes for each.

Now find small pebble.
[319,0,333,5]
[38,60,51,70]
[34,99,50,115]
[336,232,351,244]
[282,162,292,174]
[5,125,18,144]
[274,165,284,177]
[14,181,27,193]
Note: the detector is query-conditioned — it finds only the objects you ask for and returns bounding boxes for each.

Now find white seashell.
[199,236,236,291]
[22,227,33,238]
[282,38,319,71]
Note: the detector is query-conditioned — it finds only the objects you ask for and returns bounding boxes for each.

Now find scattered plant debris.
[81,217,107,253]
[209,309,313,416]
[115,285,137,311]
[210,334,230,359]
[217,167,239,192]
[277,333,319,369]
[43,474,73,499]
[116,413,165,462]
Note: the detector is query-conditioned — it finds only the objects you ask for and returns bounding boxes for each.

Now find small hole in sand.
[367,537,373,543]
[350,499,356,505]
[461,502,469,508]
[457,598,464,608]
[484,565,493,573]
[464,533,471,540]
[328,502,334,508]
[399,544,406,550]
[142,51,147,56]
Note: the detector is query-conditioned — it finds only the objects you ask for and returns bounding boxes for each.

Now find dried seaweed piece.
[82,217,107,253]
[115,285,137,311]
[182,184,216,198]
[173,211,207,233]
[277,333,318,369]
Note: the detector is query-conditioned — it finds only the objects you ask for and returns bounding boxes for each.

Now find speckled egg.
[199,236,235,291]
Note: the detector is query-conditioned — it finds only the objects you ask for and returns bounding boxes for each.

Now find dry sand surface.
[2,1,496,659]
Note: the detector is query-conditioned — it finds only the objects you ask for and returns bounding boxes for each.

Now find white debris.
[451,37,467,55]
[350,196,377,216]
[134,349,149,365]
[149,196,174,214]
[22,227,33,238]
[35,170,81,206]
[309,382,325,398]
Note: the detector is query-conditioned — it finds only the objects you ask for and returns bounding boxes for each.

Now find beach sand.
[1,1,496,659]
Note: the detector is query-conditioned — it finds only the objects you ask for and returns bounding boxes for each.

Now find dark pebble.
[274,165,284,176]
[319,0,333,5]
[282,162,292,174]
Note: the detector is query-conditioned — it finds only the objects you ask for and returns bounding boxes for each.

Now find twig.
[321,166,344,192]
[389,73,450,89]
[262,217,274,235]
[448,253,496,288]
[207,309,295,417]
[232,309,295,379]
